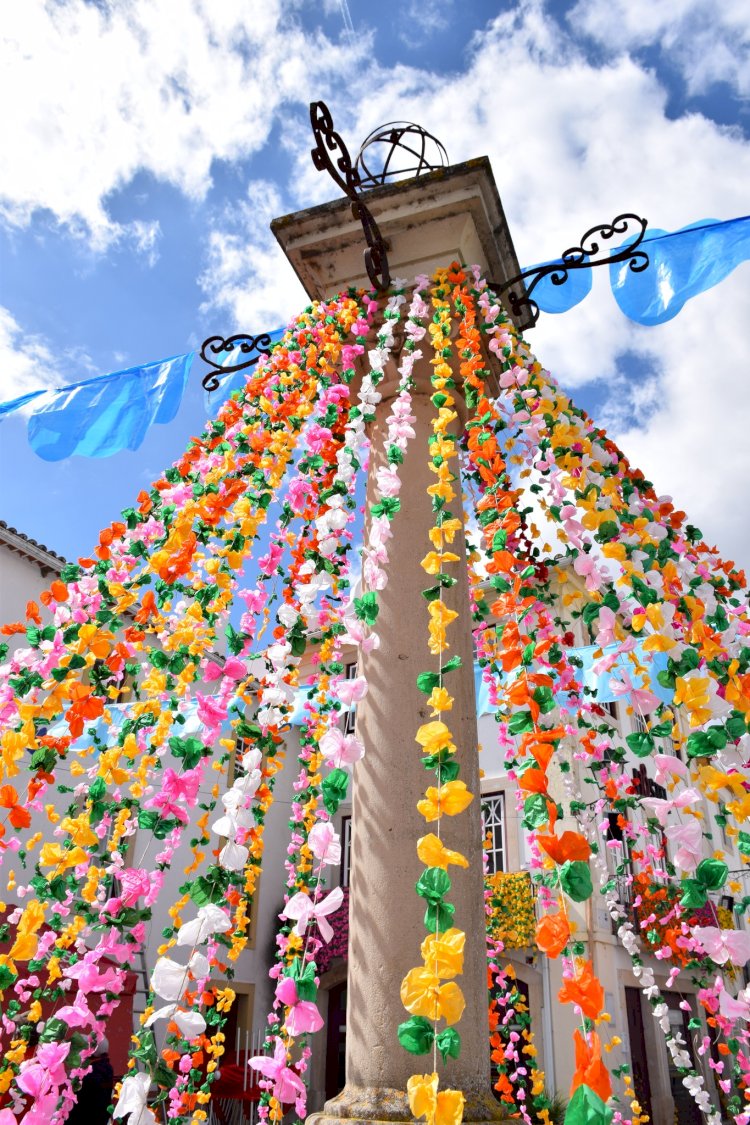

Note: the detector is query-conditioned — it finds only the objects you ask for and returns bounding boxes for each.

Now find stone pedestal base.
[307,1084,509,1125]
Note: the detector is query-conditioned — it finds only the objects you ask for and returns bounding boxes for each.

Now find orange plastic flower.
[570,1029,612,1103]
[558,961,604,1020]
[535,912,570,959]
[537,831,591,865]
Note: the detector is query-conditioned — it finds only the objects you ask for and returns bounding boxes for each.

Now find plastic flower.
[535,911,570,958]
[427,687,453,715]
[570,1029,612,1103]
[421,551,459,575]
[400,968,465,1024]
[407,1073,464,1125]
[420,928,465,979]
[558,961,604,1020]
[417,834,468,870]
[417,781,473,822]
[415,721,456,757]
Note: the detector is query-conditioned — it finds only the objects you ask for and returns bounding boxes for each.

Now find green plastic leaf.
[287,957,318,1002]
[564,1084,613,1125]
[322,768,349,815]
[559,860,593,903]
[685,731,715,759]
[726,714,748,740]
[437,760,460,782]
[190,867,230,906]
[679,879,707,910]
[696,858,728,890]
[354,592,379,626]
[436,1027,461,1062]
[533,686,556,714]
[441,655,463,675]
[0,963,16,989]
[397,1016,435,1055]
[625,731,654,759]
[417,672,441,695]
[523,794,550,830]
[416,866,451,905]
[508,710,535,735]
[424,901,456,933]
[597,521,619,543]
[371,497,401,519]
[225,623,244,655]
[169,735,205,770]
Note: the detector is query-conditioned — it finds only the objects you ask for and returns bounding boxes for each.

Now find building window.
[602,700,618,723]
[343,662,358,735]
[481,792,506,875]
[341,815,352,887]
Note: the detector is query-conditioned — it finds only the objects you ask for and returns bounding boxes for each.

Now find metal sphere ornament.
[355,121,448,188]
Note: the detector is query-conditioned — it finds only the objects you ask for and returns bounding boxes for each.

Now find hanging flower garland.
[399,267,480,1125]
[0,290,364,1116]
[252,279,430,1124]
[1,264,750,1125]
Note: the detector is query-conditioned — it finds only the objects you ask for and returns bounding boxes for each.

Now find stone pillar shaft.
[315,345,501,1123]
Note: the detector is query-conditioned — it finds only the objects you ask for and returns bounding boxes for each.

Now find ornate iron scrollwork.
[493,213,649,326]
[199,333,276,392]
[310,100,391,292]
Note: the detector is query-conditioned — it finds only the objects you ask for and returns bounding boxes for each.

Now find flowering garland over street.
[0,264,748,1125]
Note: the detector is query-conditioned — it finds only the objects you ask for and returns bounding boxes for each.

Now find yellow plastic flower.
[428,519,462,549]
[417,833,468,870]
[400,968,465,1024]
[421,551,459,575]
[407,1073,465,1125]
[8,933,37,962]
[673,674,713,727]
[38,843,89,871]
[415,721,456,756]
[428,601,459,654]
[420,928,465,979]
[417,781,474,821]
[427,687,453,716]
[60,813,98,849]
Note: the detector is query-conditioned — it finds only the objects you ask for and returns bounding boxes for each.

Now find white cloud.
[0,0,366,249]
[0,307,68,404]
[334,1,750,571]
[569,0,750,96]
[199,181,307,333]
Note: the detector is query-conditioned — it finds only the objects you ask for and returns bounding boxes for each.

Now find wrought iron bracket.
[490,213,649,327]
[309,101,391,292]
[198,333,277,391]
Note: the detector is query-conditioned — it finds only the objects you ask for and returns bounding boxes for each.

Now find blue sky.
[1,0,749,570]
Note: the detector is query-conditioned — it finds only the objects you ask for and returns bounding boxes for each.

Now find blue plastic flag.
[528,259,593,314]
[577,643,672,705]
[0,388,47,417]
[474,644,671,718]
[26,352,194,461]
[611,216,750,325]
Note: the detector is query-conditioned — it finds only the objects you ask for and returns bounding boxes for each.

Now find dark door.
[663,993,702,1125]
[625,987,654,1123]
[325,983,347,1100]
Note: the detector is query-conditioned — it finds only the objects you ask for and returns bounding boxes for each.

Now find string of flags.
[1,214,747,462]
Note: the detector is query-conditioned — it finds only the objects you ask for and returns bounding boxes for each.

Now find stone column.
[310,338,503,1124]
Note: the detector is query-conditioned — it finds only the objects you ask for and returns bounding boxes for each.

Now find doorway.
[325,983,347,1100]
[625,987,654,1123]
